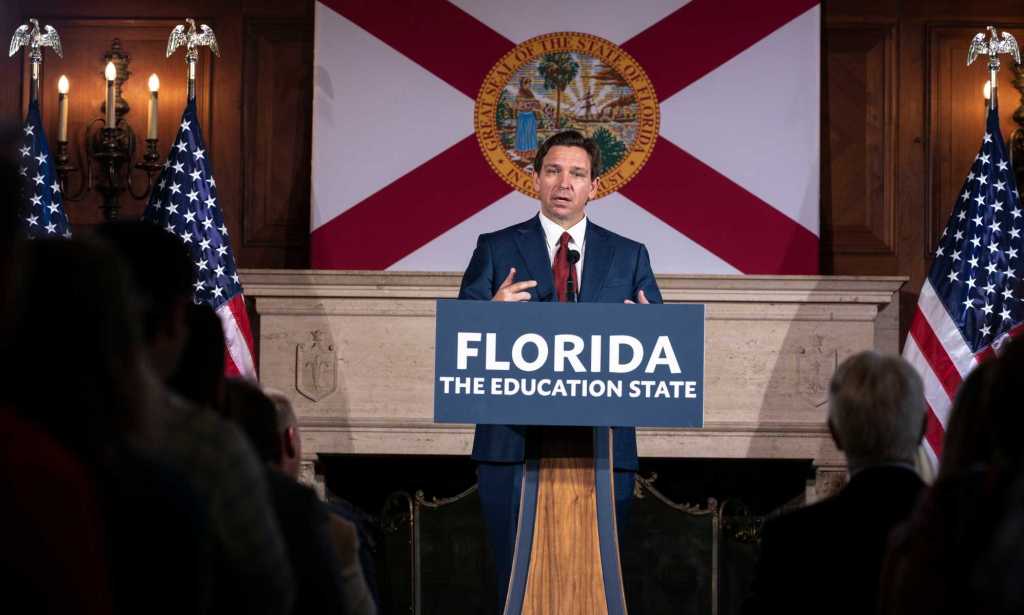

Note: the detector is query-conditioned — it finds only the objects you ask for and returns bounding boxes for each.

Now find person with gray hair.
[743,351,927,615]
[827,351,927,470]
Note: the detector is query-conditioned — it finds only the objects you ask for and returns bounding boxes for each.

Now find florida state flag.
[311,0,820,274]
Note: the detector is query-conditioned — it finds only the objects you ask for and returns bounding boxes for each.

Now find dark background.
[323,454,810,614]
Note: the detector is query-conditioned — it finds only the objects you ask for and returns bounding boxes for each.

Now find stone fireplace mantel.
[241,270,906,500]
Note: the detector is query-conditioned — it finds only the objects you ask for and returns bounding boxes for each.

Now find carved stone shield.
[795,338,838,408]
[296,330,337,402]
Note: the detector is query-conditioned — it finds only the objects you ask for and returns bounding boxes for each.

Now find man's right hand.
[492,267,537,302]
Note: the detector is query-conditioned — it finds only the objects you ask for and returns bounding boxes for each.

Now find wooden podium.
[429,298,695,615]
[522,427,613,614]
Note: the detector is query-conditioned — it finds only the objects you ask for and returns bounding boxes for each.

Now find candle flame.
[148,73,160,93]
[105,62,117,82]
[58,75,69,94]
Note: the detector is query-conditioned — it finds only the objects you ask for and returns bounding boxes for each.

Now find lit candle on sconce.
[57,75,69,142]
[147,74,160,140]
[104,61,117,128]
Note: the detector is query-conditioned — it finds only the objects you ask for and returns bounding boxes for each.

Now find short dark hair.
[0,126,23,247]
[8,237,149,460]
[533,130,602,179]
[168,304,226,408]
[220,378,282,465]
[989,338,1024,468]
[95,221,195,340]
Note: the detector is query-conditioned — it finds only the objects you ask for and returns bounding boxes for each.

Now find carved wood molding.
[823,22,898,257]
[241,17,312,249]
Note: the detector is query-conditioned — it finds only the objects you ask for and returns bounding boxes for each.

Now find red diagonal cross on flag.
[311,0,820,274]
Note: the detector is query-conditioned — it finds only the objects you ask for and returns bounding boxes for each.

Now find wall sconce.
[55,39,164,220]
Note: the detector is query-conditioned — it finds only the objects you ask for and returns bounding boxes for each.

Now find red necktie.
[552,231,579,303]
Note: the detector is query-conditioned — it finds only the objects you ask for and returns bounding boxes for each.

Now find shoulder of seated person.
[161,389,208,422]
[328,513,359,551]
[763,497,838,536]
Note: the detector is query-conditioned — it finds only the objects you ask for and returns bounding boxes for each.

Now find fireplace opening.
[319,454,815,614]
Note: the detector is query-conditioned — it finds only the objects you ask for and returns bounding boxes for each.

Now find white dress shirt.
[538,212,586,291]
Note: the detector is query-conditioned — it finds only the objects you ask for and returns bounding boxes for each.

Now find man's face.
[533,145,599,228]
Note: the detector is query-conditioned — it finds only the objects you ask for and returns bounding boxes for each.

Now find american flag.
[143,100,256,379]
[903,104,1024,467]
[17,100,71,239]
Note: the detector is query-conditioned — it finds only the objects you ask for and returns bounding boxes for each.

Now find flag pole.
[30,46,40,102]
[187,47,197,102]
[990,61,999,111]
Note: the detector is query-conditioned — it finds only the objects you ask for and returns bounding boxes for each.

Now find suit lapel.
[513,215,555,302]
[580,222,614,303]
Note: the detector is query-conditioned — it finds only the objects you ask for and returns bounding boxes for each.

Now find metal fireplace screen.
[379,475,762,615]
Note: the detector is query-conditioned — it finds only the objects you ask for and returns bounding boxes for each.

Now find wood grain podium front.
[242,271,906,611]
[525,427,607,615]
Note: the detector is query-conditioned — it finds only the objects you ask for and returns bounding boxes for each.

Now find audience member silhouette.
[97,220,294,615]
[935,360,999,480]
[7,236,210,615]
[744,351,926,615]
[7,237,152,454]
[0,409,114,614]
[881,339,1024,615]
[221,378,353,615]
[168,303,228,408]
[0,148,113,614]
[265,387,378,615]
[971,467,1024,615]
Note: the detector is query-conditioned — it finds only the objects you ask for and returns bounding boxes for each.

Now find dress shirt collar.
[538,212,587,256]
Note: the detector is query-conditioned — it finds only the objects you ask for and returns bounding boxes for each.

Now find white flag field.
[311,0,820,275]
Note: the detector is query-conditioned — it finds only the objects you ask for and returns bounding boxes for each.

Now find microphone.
[566,249,580,303]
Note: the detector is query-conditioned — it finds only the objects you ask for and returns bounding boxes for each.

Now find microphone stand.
[566,249,580,303]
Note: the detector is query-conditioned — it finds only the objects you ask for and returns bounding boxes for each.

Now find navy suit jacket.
[457,214,662,471]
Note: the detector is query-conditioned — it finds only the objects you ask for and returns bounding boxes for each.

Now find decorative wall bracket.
[55,38,164,220]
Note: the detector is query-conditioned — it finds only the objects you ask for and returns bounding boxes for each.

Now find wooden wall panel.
[821,24,897,264]
[21,19,214,226]
[241,17,312,266]
[0,0,313,269]
[825,0,1024,343]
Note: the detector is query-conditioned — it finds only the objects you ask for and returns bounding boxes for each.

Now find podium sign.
[434,300,704,428]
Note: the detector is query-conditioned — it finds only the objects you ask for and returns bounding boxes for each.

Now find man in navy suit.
[458,130,662,605]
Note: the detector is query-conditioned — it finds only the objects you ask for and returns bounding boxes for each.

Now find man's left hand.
[624,290,650,305]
